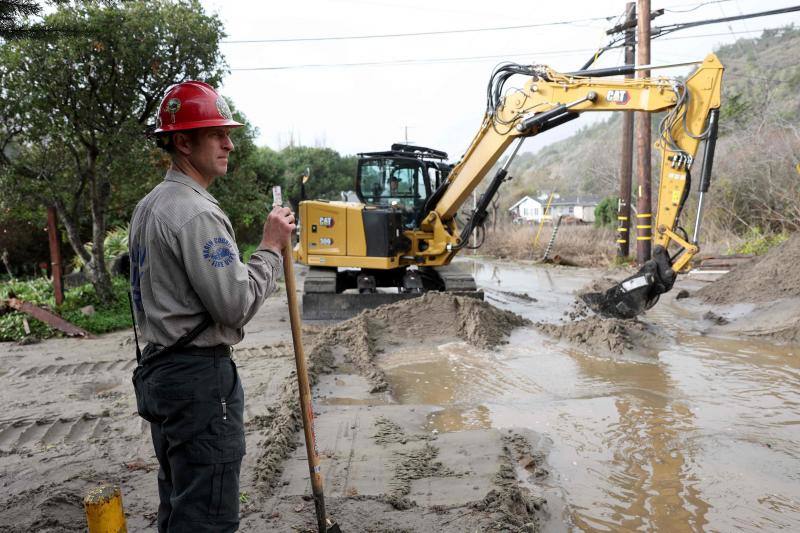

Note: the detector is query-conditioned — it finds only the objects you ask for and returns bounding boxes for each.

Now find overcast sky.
[200,0,800,158]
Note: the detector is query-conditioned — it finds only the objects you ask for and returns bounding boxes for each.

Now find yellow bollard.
[84,485,128,533]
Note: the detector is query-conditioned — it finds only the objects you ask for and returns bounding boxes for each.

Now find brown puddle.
[376,259,800,532]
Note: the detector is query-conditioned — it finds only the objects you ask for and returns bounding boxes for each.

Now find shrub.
[70,224,129,272]
[0,276,131,342]
[594,196,619,228]
[729,227,789,256]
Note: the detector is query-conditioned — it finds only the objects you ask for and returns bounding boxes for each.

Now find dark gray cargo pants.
[133,346,245,532]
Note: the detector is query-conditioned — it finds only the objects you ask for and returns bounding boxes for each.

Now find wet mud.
[2,259,800,531]
[535,315,661,355]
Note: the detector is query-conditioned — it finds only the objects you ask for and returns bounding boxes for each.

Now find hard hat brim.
[154,118,244,134]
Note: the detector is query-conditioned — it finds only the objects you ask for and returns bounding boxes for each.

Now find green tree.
[0,1,72,41]
[251,146,287,189]
[207,100,272,244]
[594,196,619,228]
[279,146,357,210]
[0,0,226,302]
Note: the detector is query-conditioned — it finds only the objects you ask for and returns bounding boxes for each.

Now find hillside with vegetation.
[498,26,800,236]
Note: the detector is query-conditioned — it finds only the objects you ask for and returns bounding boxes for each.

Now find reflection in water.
[426,405,492,433]
[382,260,800,532]
[567,350,709,531]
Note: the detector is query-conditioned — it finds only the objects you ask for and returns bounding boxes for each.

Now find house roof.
[548,195,602,206]
[508,195,539,211]
[509,194,601,211]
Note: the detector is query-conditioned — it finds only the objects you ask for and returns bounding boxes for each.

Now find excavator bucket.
[581,246,677,319]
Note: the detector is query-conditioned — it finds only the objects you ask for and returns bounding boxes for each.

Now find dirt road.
[1,257,798,532]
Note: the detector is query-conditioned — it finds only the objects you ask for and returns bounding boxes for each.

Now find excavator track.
[301,265,482,320]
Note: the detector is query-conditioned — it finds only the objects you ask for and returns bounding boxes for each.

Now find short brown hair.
[155,130,200,154]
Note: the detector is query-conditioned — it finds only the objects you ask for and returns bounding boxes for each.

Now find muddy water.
[381,260,800,532]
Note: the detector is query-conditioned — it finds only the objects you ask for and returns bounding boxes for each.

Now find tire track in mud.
[235,343,293,360]
[11,358,135,378]
[371,416,461,510]
[0,412,111,452]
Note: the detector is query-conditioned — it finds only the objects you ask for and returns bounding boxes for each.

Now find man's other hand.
[259,206,296,254]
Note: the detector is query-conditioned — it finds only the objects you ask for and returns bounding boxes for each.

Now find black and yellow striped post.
[636,212,653,263]
[84,485,127,533]
[616,1,636,259]
[616,214,629,257]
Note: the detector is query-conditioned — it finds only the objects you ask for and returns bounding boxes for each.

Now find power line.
[220,1,739,46]
[229,27,779,71]
[663,0,733,13]
[230,47,597,71]
[589,3,799,68]
[653,4,800,37]
[220,15,616,44]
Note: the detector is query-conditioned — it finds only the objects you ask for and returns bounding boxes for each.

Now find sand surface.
[0,284,544,532]
[2,256,799,532]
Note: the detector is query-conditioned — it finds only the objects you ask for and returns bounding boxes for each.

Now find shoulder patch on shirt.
[203,237,236,268]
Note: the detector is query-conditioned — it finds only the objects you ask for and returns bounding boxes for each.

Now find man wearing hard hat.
[129,81,294,532]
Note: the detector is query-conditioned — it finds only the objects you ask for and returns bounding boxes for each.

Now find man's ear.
[172,132,193,156]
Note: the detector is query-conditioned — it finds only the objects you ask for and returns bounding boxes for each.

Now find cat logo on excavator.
[606,89,630,104]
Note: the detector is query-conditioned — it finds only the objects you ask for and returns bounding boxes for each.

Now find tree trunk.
[54,199,91,268]
[86,151,114,304]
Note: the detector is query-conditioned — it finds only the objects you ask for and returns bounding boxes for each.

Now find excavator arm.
[414,54,723,318]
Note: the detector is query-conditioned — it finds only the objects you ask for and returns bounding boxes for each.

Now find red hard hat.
[154,80,243,134]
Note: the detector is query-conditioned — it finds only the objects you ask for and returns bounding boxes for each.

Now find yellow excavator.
[294,54,724,320]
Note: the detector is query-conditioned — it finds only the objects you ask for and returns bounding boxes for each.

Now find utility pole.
[616,1,636,259]
[46,206,64,306]
[635,0,652,264]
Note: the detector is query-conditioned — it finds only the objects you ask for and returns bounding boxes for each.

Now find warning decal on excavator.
[606,90,630,105]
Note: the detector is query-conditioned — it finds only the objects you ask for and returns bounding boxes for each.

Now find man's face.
[179,127,235,180]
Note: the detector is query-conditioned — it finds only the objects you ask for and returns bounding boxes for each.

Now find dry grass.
[476,223,616,267]
[474,221,749,266]
[697,222,747,257]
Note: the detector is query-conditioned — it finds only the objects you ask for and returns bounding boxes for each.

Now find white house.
[509,193,601,223]
[508,196,544,223]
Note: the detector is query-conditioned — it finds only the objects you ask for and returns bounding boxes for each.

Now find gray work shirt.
[129,169,282,348]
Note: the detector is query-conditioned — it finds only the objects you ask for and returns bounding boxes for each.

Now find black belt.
[141,343,231,366]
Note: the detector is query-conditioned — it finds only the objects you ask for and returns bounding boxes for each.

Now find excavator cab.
[355,144,451,229]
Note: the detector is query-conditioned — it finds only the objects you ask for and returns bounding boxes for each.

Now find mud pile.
[536,315,653,354]
[354,292,531,349]
[696,234,800,304]
[534,280,664,355]
[323,292,530,392]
